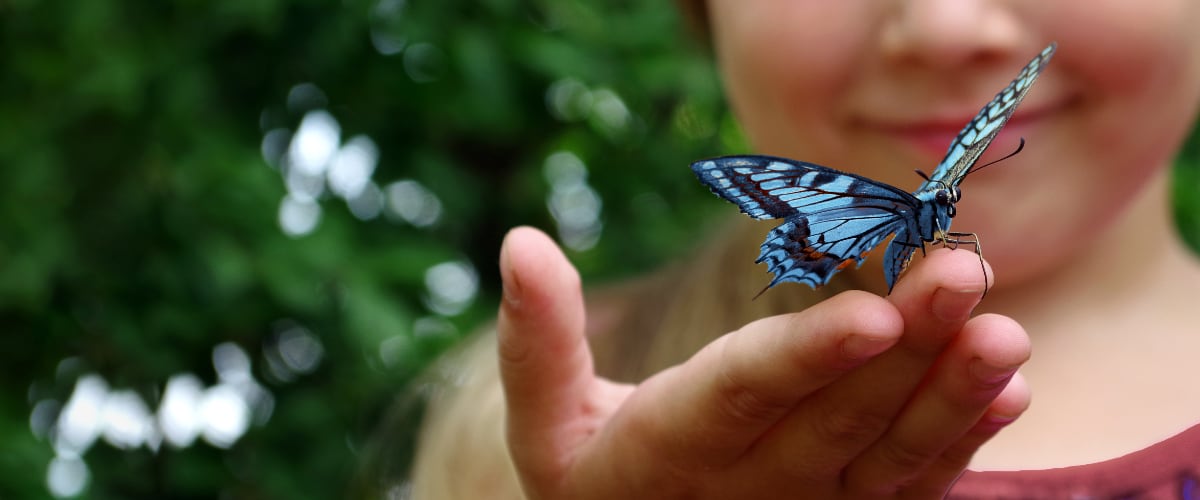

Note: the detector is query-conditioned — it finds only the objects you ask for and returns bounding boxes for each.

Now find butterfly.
[691,43,1056,296]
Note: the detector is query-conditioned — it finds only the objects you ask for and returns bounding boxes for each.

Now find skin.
[495,0,1200,497]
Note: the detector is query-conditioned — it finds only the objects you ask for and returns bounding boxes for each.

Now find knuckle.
[810,405,892,447]
[712,366,793,424]
[495,323,533,368]
[933,445,975,473]
[876,437,938,472]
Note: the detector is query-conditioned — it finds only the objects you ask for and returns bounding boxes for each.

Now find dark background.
[2,1,1197,498]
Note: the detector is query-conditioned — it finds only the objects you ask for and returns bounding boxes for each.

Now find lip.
[858,97,1073,160]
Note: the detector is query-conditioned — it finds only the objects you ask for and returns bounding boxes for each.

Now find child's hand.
[498,226,1030,499]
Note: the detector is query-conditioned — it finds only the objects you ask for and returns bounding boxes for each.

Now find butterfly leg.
[892,238,925,254]
[933,231,989,298]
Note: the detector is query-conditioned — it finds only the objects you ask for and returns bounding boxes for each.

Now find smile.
[857,95,1078,161]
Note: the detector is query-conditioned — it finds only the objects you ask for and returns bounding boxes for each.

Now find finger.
[496,227,595,478]
[842,313,1031,494]
[888,247,993,352]
[903,373,1031,499]
[746,249,992,477]
[626,290,903,469]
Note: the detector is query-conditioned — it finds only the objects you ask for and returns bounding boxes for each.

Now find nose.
[880,0,1024,69]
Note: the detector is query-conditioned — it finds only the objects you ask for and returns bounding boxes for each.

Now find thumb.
[497,226,594,477]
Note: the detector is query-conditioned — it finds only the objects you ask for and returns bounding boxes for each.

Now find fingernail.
[842,335,896,360]
[969,358,1017,386]
[500,253,521,309]
[931,287,981,322]
[502,282,520,308]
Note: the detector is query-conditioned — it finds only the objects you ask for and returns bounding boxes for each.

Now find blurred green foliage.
[1,0,1198,498]
[0,0,735,498]
[1176,129,1200,252]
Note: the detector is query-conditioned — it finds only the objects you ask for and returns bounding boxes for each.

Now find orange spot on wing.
[800,245,855,270]
[799,247,826,261]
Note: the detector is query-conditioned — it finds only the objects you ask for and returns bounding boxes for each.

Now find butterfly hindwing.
[883,228,919,292]
[692,156,921,289]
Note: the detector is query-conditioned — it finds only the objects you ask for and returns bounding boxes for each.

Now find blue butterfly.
[692,43,1056,295]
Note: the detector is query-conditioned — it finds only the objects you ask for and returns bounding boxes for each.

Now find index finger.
[888,247,993,352]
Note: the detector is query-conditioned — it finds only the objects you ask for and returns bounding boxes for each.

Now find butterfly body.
[692,43,1056,294]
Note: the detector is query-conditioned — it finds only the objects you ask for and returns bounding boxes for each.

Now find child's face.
[707,1,1200,285]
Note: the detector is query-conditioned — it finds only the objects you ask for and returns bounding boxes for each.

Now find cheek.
[1061,15,1200,220]
[1032,0,1200,174]
[1045,0,1200,141]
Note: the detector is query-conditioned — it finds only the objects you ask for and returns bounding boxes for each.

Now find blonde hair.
[398,218,867,498]
[408,332,523,499]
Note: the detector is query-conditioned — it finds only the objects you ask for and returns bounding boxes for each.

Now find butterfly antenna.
[914,168,953,191]
[965,137,1026,178]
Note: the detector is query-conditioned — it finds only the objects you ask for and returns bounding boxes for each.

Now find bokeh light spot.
[403,43,445,83]
[159,374,204,448]
[423,261,478,316]
[54,375,107,457]
[546,78,593,122]
[278,194,322,237]
[385,179,442,227]
[347,181,385,221]
[589,88,631,135]
[328,135,379,200]
[288,110,341,176]
[261,128,292,169]
[46,455,89,498]
[199,384,250,449]
[99,390,154,450]
[286,83,329,114]
[543,151,603,251]
[276,324,324,375]
[369,0,408,56]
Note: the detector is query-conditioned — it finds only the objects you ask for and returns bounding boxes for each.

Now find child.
[411,1,1200,498]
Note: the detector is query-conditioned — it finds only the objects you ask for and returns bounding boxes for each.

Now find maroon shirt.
[949,423,1200,499]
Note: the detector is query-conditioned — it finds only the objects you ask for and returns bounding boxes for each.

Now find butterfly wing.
[883,227,918,292]
[692,156,922,290]
[923,43,1056,189]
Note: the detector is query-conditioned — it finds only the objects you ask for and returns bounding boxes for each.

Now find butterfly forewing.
[923,43,1056,190]
[691,156,919,220]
